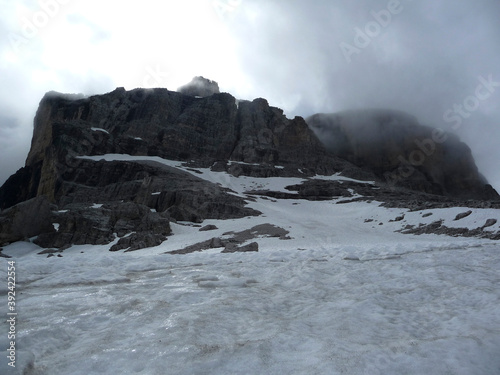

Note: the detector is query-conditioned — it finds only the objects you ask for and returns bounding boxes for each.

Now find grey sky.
[1,0,499,190]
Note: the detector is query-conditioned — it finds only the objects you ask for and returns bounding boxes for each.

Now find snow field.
[1,154,499,374]
[2,239,499,374]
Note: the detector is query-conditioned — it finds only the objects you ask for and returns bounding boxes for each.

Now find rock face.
[0,85,349,249]
[0,196,55,245]
[35,201,171,250]
[177,76,220,97]
[306,109,498,200]
[1,87,349,208]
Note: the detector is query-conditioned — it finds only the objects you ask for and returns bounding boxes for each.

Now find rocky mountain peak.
[0,85,352,249]
[177,76,220,97]
[306,109,498,200]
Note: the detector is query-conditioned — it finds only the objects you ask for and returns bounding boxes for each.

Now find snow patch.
[313,172,375,185]
[91,127,109,134]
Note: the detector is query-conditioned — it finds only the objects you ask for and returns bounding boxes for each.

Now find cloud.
[0,0,499,191]
[224,0,500,188]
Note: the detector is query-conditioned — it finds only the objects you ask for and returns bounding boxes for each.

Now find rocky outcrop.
[400,219,500,240]
[34,202,171,249]
[167,224,289,254]
[0,196,55,245]
[307,109,499,200]
[55,158,260,222]
[246,178,500,210]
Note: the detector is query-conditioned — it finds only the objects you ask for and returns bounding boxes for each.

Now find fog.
[1,0,499,191]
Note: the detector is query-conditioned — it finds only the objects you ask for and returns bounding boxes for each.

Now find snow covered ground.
[1,156,500,374]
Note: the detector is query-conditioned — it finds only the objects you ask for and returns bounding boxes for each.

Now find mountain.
[307,109,498,200]
[0,82,499,251]
[1,81,500,375]
[0,85,354,249]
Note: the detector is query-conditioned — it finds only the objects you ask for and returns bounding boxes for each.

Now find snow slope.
[1,155,499,375]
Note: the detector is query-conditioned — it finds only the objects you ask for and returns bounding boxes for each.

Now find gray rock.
[38,248,63,255]
[454,210,473,221]
[168,224,288,255]
[110,232,166,252]
[401,219,500,240]
[344,256,360,261]
[482,219,497,229]
[199,225,218,232]
[167,237,224,255]
[390,215,405,222]
[0,196,55,245]
[222,242,259,253]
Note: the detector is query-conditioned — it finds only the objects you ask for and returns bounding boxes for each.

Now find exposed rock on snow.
[401,219,500,240]
[482,218,497,229]
[454,210,473,220]
[199,225,219,232]
[222,241,259,253]
[167,224,290,254]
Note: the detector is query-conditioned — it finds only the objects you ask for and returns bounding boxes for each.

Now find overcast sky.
[1,0,499,191]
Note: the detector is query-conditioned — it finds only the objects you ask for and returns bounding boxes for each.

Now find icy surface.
[1,155,499,374]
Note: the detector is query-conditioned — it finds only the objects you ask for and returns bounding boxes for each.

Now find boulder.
[482,219,497,229]
[0,196,55,245]
[199,225,218,232]
[454,211,472,221]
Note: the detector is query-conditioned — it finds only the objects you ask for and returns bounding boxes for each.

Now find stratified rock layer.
[2,87,346,210]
